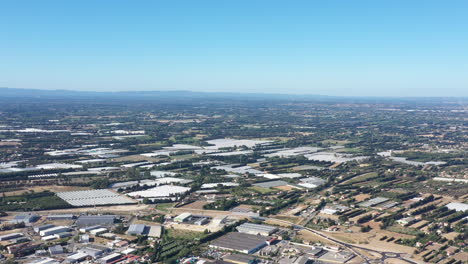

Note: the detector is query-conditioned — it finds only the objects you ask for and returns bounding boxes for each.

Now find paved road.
[267,217,419,264]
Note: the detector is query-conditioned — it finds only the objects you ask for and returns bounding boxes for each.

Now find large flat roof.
[210,232,268,252]
[57,189,136,207]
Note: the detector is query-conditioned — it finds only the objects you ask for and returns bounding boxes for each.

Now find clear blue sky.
[1,0,467,96]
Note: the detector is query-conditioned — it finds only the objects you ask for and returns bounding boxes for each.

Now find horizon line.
[1,86,467,99]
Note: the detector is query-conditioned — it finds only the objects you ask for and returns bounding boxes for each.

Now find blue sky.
[1,1,467,96]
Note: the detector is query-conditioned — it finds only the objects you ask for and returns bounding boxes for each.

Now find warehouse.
[194,217,210,225]
[123,224,162,237]
[0,232,23,241]
[210,232,269,254]
[223,253,258,264]
[34,224,55,233]
[76,215,116,227]
[10,213,39,224]
[99,253,122,264]
[90,228,108,236]
[147,225,162,238]
[79,225,102,233]
[27,257,60,264]
[41,235,57,241]
[174,213,192,222]
[57,189,136,207]
[54,232,72,239]
[48,245,64,255]
[39,226,71,237]
[236,223,278,236]
[126,224,146,235]
[47,214,75,220]
[78,244,110,258]
[66,252,89,263]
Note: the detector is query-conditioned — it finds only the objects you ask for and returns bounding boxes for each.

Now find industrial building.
[47,214,75,220]
[147,225,162,238]
[10,213,39,224]
[65,252,89,263]
[126,224,162,237]
[78,244,110,258]
[34,224,55,233]
[236,223,278,236]
[194,217,210,225]
[90,228,108,236]
[174,212,192,222]
[0,232,23,241]
[99,253,122,264]
[76,215,116,227]
[27,257,60,264]
[209,232,269,254]
[127,224,146,235]
[39,226,71,237]
[48,245,64,255]
[79,225,102,233]
[54,232,72,239]
[223,253,258,264]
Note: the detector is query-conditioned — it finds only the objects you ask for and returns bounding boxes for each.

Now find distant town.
[0,92,466,264]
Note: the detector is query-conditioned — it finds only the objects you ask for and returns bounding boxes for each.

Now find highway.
[266,217,420,264]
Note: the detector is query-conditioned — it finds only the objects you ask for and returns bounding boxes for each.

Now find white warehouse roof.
[127,185,190,198]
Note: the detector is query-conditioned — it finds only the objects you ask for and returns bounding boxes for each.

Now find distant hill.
[0,87,331,100]
[0,87,465,104]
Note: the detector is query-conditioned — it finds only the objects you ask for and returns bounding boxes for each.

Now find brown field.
[353,194,371,202]
[452,252,468,262]
[325,228,415,254]
[179,201,208,210]
[384,258,415,264]
[409,220,428,229]
[274,185,295,191]
[441,232,460,240]
[296,229,339,246]
[271,215,302,224]
[3,185,91,196]
[19,204,151,215]
[0,142,21,146]
[170,207,239,218]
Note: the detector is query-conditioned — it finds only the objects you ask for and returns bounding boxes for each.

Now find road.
[267,217,420,264]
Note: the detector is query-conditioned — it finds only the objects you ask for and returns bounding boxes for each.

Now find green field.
[249,186,274,194]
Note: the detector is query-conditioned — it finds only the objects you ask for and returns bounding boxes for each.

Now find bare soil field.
[21,204,151,215]
[409,220,428,229]
[353,194,371,202]
[179,201,208,210]
[3,185,91,196]
[325,229,415,254]
[170,207,240,218]
[384,258,415,264]
[274,185,296,191]
[296,229,339,246]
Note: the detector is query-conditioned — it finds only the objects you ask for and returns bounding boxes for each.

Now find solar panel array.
[57,189,136,207]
